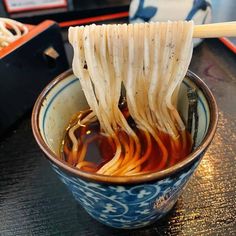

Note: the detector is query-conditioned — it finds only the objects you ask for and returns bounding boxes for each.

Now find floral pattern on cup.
[51,158,201,229]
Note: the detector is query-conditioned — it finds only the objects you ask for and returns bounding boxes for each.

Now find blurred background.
[0,0,235,26]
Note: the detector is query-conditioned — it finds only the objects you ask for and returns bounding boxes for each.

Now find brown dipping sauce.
[60,104,192,175]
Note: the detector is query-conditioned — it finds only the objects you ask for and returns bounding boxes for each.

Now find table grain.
[0,38,236,236]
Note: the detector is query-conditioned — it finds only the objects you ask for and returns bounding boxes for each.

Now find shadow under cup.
[32,69,218,229]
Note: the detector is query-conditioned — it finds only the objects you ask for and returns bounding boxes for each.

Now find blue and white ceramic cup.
[32,70,218,229]
[129,0,212,46]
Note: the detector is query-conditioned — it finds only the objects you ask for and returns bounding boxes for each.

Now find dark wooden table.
[1,38,236,236]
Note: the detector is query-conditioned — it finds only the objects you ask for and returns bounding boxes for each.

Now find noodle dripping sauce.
[64,21,194,176]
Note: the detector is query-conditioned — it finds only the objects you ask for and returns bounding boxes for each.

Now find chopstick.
[193,21,236,38]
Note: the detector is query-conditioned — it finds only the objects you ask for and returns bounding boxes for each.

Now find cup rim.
[32,69,218,184]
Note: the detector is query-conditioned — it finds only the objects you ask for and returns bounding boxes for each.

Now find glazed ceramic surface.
[51,160,200,228]
[32,70,217,229]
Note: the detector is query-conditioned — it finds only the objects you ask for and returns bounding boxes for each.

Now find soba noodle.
[67,21,194,176]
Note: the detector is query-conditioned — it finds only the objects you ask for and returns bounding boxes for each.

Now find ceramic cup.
[32,69,218,229]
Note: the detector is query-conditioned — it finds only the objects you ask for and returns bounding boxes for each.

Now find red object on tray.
[219,37,236,54]
[0,21,52,59]
[59,11,129,28]
[0,20,69,135]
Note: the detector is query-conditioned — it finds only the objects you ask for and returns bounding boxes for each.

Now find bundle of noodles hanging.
[65,21,194,176]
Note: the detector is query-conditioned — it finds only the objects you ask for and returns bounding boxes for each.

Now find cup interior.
[32,70,216,183]
[38,71,210,156]
[38,73,88,155]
